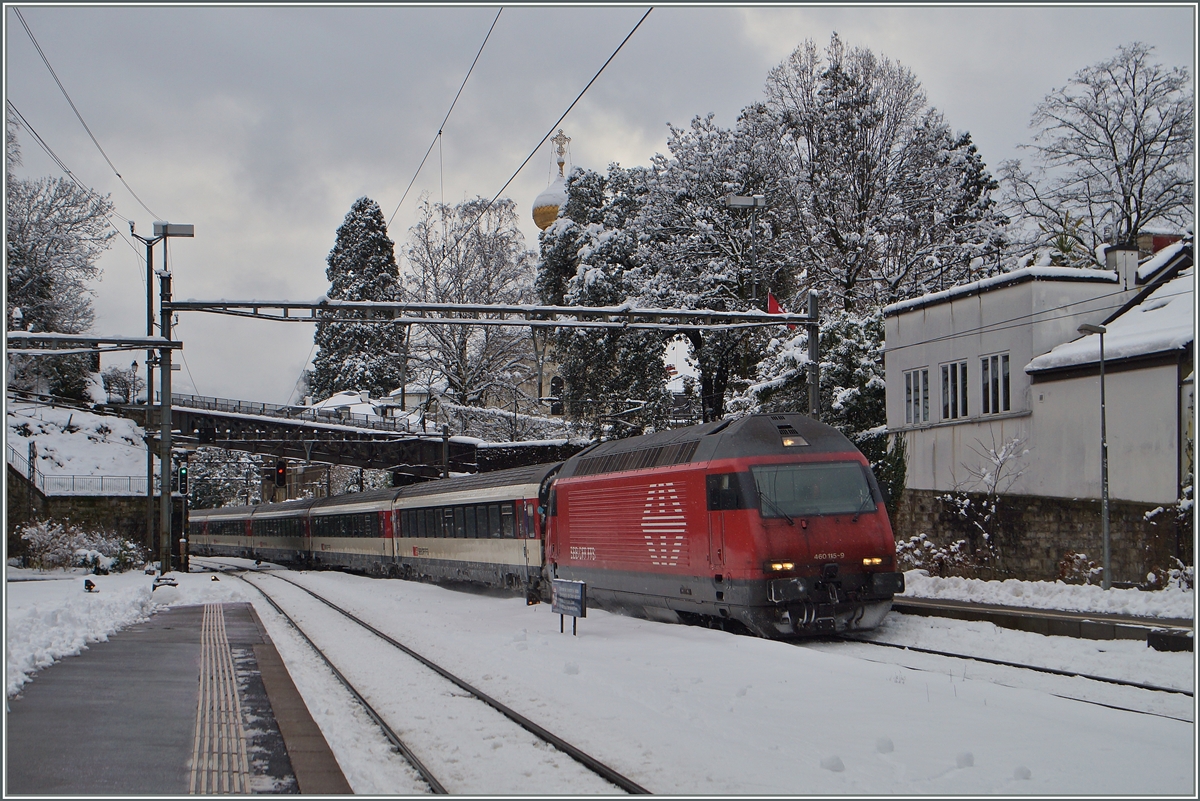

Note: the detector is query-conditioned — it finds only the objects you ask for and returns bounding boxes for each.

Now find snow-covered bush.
[1145,557,1194,591]
[18,519,145,573]
[896,533,982,578]
[1055,551,1103,585]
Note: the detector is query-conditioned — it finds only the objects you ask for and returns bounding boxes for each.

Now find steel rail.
[838,635,1193,696]
[230,571,447,794]
[258,570,650,794]
[830,638,1193,724]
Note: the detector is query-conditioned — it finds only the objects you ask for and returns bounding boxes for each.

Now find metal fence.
[171,393,417,434]
[7,443,152,496]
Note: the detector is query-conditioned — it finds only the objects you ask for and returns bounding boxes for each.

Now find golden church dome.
[533,129,571,231]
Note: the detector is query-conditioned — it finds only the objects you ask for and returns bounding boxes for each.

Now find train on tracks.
[188,413,904,637]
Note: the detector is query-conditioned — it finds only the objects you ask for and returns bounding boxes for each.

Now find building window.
[904,368,929,424]
[941,361,968,419]
[981,353,1010,414]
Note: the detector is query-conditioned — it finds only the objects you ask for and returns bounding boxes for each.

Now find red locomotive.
[190,413,903,638]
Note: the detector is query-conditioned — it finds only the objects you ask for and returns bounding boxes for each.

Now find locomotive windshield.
[751,462,874,518]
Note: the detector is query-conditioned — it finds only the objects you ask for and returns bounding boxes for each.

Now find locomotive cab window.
[751,462,875,518]
[706,473,755,510]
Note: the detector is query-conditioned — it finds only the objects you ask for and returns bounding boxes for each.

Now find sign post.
[551,579,586,636]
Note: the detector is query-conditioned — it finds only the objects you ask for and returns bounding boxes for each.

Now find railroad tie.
[189,603,253,794]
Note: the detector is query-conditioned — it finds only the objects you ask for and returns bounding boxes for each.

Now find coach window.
[486,504,499,538]
[476,506,488,537]
[452,507,464,538]
[464,506,477,538]
[501,504,515,538]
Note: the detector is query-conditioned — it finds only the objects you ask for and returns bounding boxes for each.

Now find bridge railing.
[171,393,420,435]
[6,443,151,496]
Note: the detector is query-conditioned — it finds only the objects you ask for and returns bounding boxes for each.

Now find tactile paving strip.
[189,603,252,794]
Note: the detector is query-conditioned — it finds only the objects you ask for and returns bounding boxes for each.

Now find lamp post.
[1078,322,1110,589]
[130,224,163,555]
[725,194,768,307]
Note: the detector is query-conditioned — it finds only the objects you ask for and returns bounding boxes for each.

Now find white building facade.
[882,243,1193,580]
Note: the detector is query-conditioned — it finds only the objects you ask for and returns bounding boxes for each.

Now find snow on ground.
[6,562,1195,794]
[6,401,150,478]
[902,570,1195,619]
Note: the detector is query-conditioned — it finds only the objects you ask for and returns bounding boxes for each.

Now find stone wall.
[892,488,1192,583]
[6,466,181,562]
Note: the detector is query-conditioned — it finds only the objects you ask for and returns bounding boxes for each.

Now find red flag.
[767,293,796,330]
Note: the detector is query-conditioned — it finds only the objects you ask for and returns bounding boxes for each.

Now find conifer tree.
[539,165,672,437]
[310,197,404,399]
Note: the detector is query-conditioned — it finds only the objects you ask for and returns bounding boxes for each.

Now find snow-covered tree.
[6,116,114,400]
[310,197,405,399]
[765,34,1006,310]
[1000,42,1194,262]
[633,109,801,422]
[187,448,263,509]
[402,196,536,410]
[539,164,673,436]
[100,364,145,403]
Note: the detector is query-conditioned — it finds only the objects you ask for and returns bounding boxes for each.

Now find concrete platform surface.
[5,601,350,795]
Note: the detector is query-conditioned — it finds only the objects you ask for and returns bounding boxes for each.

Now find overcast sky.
[5,4,1195,404]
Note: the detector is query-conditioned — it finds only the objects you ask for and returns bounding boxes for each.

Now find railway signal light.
[178,461,188,494]
[274,460,287,487]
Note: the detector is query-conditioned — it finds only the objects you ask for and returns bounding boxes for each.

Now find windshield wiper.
[760,494,795,526]
[852,492,876,522]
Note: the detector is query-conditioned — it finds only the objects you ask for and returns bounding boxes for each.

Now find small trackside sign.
[552,578,586,635]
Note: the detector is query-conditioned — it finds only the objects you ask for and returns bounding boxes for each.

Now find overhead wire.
[435,7,653,270]
[7,99,147,283]
[13,6,162,221]
[387,7,503,228]
[879,278,1189,355]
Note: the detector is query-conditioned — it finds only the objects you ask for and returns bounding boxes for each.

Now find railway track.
[204,561,648,795]
[825,635,1193,724]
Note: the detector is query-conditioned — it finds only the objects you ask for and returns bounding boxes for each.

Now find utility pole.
[150,222,192,573]
[807,291,820,421]
[441,424,450,479]
[158,267,174,573]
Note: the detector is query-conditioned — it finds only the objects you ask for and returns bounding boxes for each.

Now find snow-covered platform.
[893,596,1193,644]
[5,601,350,795]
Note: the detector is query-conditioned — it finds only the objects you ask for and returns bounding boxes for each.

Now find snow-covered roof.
[883,267,1118,317]
[1135,239,1189,283]
[307,390,380,418]
[1025,267,1194,374]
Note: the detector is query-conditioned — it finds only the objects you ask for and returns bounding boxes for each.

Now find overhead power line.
[13,6,162,221]
[430,7,653,272]
[7,99,145,267]
[881,280,1190,355]
[387,7,503,227]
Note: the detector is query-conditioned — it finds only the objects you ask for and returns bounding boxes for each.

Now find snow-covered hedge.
[17,520,146,573]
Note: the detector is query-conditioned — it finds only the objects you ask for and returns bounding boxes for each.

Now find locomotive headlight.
[767,561,795,572]
[862,557,883,566]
